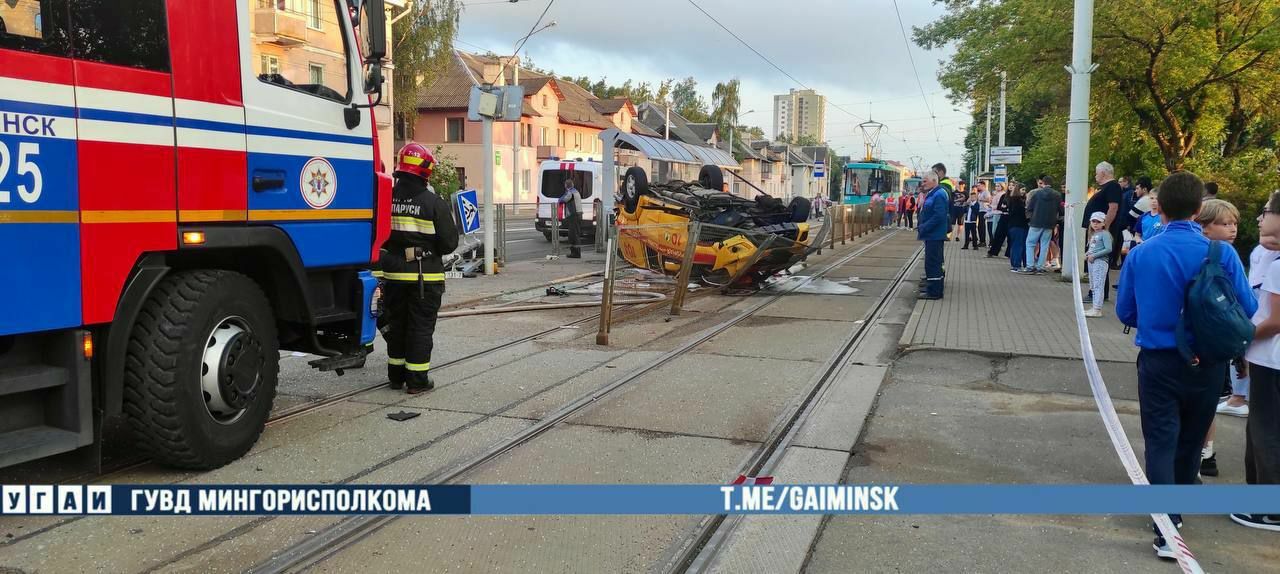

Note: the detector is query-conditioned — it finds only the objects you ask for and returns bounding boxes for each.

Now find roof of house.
[416,51,638,132]
[789,148,814,166]
[635,102,705,145]
[800,146,828,164]
[631,121,662,137]
[686,123,719,143]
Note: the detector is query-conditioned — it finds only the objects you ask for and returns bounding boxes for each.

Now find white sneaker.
[1083,308,1103,318]
[1216,402,1249,417]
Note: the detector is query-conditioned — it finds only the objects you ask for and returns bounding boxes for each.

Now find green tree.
[671,77,710,122]
[655,79,675,108]
[711,79,742,142]
[393,0,463,140]
[428,146,462,200]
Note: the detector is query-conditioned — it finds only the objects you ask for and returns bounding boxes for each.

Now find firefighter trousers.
[384,281,444,388]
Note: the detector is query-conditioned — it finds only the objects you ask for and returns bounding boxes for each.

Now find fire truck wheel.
[697,164,724,192]
[621,167,649,215]
[123,270,279,469]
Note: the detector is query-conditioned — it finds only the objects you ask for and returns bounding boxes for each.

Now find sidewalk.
[900,240,1138,363]
[807,238,1273,573]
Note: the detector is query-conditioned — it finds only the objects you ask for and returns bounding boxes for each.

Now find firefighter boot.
[406,377,434,394]
[568,246,582,258]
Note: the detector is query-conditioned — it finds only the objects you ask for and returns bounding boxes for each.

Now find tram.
[841,161,905,204]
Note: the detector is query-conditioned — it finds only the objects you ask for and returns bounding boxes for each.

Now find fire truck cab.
[0,0,391,470]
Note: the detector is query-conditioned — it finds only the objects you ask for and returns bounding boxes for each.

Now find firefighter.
[379,143,458,394]
[559,178,583,258]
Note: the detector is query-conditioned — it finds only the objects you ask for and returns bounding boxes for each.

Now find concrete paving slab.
[697,316,851,363]
[805,349,1268,573]
[401,348,625,414]
[756,294,875,322]
[825,263,909,280]
[572,353,818,442]
[312,424,757,574]
[0,407,481,574]
[833,255,912,268]
[793,365,888,453]
[998,355,1140,402]
[152,416,535,574]
[585,310,729,352]
[437,306,597,339]
[505,351,669,419]
[707,446,850,574]
[888,350,998,388]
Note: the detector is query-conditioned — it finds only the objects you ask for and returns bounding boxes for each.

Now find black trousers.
[963,222,979,248]
[1137,349,1223,523]
[976,212,987,244]
[903,210,914,228]
[923,240,944,297]
[384,281,444,388]
[1246,362,1280,486]
[1108,225,1124,269]
[565,211,582,252]
[987,216,1010,256]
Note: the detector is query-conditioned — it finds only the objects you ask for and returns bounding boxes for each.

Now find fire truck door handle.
[252,170,286,192]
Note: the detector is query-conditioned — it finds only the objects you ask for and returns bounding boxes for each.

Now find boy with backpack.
[1115,171,1257,559]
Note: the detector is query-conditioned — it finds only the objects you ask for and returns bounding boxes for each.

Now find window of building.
[0,0,70,56]
[521,124,533,147]
[574,132,582,150]
[68,0,170,71]
[521,169,530,192]
[446,118,465,143]
[250,0,350,103]
[307,0,323,29]
[455,167,466,188]
[540,127,548,145]
[261,55,280,75]
[542,94,548,107]
[557,129,565,147]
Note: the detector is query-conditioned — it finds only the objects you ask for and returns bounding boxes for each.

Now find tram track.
[246,229,908,574]
[665,244,922,574]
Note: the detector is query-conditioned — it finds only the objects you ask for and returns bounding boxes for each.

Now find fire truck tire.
[697,164,724,192]
[621,167,649,215]
[123,270,279,469]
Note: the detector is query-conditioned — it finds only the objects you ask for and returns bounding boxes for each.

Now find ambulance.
[0,0,391,469]
[534,159,599,242]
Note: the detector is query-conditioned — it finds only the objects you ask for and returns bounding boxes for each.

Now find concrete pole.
[512,56,520,204]
[983,101,992,174]
[483,117,496,275]
[1062,0,1098,283]
[999,71,1007,147]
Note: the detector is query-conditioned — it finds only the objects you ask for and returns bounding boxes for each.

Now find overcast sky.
[455,0,973,175]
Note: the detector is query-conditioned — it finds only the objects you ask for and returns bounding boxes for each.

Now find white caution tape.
[1065,205,1204,574]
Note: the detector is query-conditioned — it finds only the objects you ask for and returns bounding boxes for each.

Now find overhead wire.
[889,0,942,144]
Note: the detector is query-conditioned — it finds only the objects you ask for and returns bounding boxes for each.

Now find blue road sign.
[814,160,825,178]
[454,189,480,235]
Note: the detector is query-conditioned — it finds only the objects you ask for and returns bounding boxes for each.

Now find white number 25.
[0,142,43,204]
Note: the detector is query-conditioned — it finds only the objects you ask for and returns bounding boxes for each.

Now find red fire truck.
[0,0,392,469]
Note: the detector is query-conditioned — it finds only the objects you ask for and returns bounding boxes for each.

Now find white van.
[535,159,600,242]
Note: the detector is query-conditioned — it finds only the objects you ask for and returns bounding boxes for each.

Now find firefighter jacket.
[377,174,459,283]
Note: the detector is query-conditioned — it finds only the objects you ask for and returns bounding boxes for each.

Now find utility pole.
[999,71,1007,147]
[1062,0,1099,284]
[983,101,992,174]
[511,56,520,205]
[483,115,495,275]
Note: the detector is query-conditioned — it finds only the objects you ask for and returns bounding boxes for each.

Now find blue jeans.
[1025,226,1052,270]
[923,240,944,297]
[1137,349,1225,525]
[1007,227,1027,269]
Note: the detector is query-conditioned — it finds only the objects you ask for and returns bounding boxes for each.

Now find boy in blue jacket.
[917,172,951,299]
[1116,171,1257,559]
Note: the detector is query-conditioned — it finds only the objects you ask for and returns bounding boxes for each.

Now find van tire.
[123,270,279,470]
[622,167,649,214]
[698,165,724,192]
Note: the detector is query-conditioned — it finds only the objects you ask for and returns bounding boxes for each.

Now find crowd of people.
[905,160,1278,560]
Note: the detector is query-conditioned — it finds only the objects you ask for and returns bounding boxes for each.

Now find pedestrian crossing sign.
[454,189,481,235]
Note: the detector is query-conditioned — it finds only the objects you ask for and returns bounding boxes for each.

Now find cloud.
[457,0,973,171]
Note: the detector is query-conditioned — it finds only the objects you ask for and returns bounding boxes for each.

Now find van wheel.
[622,167,649,215]
[698,165,724,192]
[122,270,279,470]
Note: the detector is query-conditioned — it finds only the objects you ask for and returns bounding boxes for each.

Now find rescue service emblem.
[300,157,337,209]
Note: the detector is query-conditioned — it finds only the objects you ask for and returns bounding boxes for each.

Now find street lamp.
[511,20,556,203]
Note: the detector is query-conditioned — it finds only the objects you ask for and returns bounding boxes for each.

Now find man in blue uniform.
[917,172,950,300]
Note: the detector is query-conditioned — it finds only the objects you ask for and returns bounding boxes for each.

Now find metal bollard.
[550,209,560,257]
[670,222,702,316]
[594,199,605,253]
[596,236,616,345]
[496,204,506,263]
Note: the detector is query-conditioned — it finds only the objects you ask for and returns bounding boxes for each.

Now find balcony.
[537,145,566,160]
[253,6,308,46]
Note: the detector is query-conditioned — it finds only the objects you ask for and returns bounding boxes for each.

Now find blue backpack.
[1176,241,1255,365]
